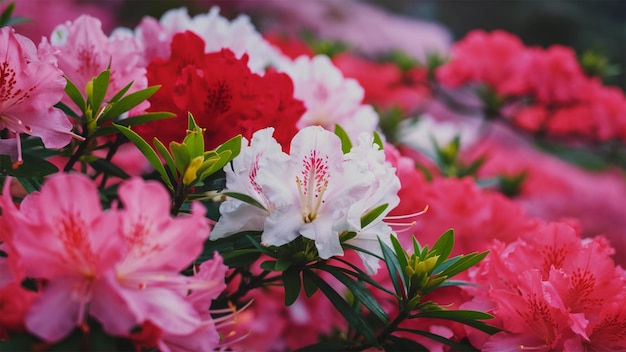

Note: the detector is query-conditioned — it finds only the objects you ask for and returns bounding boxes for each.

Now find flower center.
[296,150,329,223]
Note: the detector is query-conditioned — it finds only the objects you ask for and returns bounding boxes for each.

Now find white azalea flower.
[213,126,402,273]
[277,55,379,138]
[398,114,480,157]
[138,7,283,73]
[211,128,288,239]
[258,126,370,258]
[342,133,401,273]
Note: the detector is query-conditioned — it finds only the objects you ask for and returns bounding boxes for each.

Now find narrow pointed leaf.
[221,192,267,211]
[108,80,134,103]
[431,229,454,266]
[390,235,409,275]
[90,70,110,113]
[90,158,130,179]
[282,267,302,306]
[100,85,160,122]
[215,134,242,161]
[397,328,478,351]
[412,310,499,334]
[114,124,172,189]
[64,77,86,112]
[334,124,352,154]
[322,266,389,324]
[302,270,319,297]
[379,237,407,297]
[116,112,175,127]
[360,203,388,228]
[153,138,177,182]
[307,271,377,344]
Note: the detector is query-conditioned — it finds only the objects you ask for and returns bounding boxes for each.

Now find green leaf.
[334,124,352,153]
[283,267,302,306]
[169,141,191,175]
[322,266,389,325]
[327,260,394,295]
[184,113,205,157]
[215,134,242,161]
[54,101,81,121]
[396,328,478,351]
[221,250,261,268]
[108,80,134,104]
[412,310,500,335]
[3,16,30,27]
[307,270,377,344]
[116,112,175,127]
[373,131,384,150]
[383,335,429,351]
[275,256,293,271]
[0,154,58,178]
[99,85,160,122]
[260,260,277,271]
[302,270,319,297]
[64,76,86,112]
[221,192,267,211]
[153,138,177,182]
[90,70,110,114]
[360,203,388,228]
[390,235,409,274]
[198,150,232,180]
[17,177,41,194]
[89,158,130,180]
[437,251,488,279]
[430,229,454,266]
[114,124,173,189]
[379,237,407,298]
[0,2,15,26]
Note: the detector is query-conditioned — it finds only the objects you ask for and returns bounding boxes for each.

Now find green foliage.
[334,124,353,154]
[0,1,29,27]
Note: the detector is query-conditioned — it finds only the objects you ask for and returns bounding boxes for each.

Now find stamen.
[384,205,429,220]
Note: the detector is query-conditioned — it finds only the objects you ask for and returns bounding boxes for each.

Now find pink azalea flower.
[48,15,147,114]
[0,174,223,346]
[0,27,76,162]
[0,173,124,341]
[466,221,626,351]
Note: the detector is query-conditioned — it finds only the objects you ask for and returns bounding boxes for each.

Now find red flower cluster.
[136,31,306,150]
[332,53,431,113]
[437,30,626,141]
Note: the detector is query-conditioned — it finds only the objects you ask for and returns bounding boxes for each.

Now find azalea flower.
[277,55,379,139]
[0,174,224,347]
[466,222,626,351]
[211,128,288,237]
[0,27,76,163]
[130,6,284,73]
[135,31,304,151]
[214,126,400,271]
[48,15,148,113]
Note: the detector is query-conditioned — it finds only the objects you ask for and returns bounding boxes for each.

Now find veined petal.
[117,178,210,273]
[25,278,84,342]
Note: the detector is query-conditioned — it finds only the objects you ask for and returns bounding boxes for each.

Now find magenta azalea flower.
[0,27,76,162]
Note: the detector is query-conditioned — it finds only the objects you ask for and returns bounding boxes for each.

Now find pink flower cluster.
[437,30,626,141]
[467,222,626,351]
[0,174,228,350]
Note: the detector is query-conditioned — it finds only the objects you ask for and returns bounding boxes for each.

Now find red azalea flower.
[136,31,305,151]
